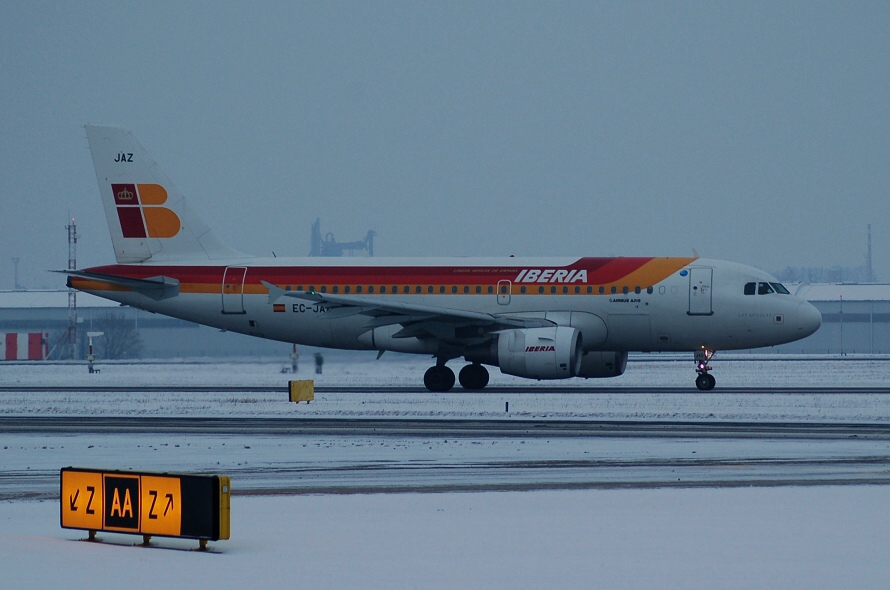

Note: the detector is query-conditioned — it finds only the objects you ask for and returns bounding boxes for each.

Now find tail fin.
[85,125,246,263]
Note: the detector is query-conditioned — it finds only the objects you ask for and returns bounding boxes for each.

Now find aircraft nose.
[796,301,822,337]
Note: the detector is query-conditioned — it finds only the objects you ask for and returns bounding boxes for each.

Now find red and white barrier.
[1,333,48,360]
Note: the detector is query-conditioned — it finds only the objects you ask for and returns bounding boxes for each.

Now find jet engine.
[496,326,582,380]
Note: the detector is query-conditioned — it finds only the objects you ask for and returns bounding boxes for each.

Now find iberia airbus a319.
[66,126,822,391]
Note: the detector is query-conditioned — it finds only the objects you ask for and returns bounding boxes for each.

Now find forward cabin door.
[222,266,248,314]
[687,267,713,315]
[497,280,512,305]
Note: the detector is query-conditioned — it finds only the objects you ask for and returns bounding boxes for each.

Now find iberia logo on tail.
[111,184,181,238]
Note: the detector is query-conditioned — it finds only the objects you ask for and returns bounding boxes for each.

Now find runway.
[4,360,890,501]
[3,415,890,438]
[4,384,890,394]
[3,414,890,501]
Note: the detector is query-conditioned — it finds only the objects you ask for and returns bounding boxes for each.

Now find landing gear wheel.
[695,372,716,391]
[458,364,489,391]
[694,348,716,391]
[424,365,455,392]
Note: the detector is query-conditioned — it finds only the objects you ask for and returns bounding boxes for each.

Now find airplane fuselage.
[71,255,819,355]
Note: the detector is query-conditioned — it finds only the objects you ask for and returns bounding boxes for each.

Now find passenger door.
[688,267,713,315]
[222,266,247,314]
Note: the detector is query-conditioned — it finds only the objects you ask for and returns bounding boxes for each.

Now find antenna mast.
[65,219,78,359]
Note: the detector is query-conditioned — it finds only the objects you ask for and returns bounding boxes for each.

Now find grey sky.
[2,1,889,289]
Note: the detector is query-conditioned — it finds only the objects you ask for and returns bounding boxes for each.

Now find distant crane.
[309,218,376,257]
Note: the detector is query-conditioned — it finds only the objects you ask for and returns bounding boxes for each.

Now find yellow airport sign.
[141,475,182,536]
[60,468,230,542]
[61,469,102,531]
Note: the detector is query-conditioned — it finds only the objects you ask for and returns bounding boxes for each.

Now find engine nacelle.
[497,326,582,380]
[576,350,628,378]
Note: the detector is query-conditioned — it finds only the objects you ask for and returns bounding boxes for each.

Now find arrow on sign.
[164,494,174,516]
[70,489,79,511]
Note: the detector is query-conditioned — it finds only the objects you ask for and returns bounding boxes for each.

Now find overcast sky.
[2,1,889,289]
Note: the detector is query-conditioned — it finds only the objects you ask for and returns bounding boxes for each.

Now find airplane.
[66,125,822,392]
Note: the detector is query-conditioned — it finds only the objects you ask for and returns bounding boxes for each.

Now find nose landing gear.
[694,348,716,391]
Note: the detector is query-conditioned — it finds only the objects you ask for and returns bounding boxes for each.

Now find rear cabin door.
[688,267,713,315]
[222,266,248,314]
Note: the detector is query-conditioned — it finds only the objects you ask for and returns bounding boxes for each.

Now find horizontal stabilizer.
[61,271,180,301]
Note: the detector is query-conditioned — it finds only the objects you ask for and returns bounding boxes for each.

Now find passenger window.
[332,286,339,294]
[520,286,527,294]
[451,286,457,294]
[538,286,544,294]
[758,282,774,295]
[344,286,351,294]
[475,286,481,294]
[355,286,362,293]
[744,282,756,296]
[487,286,494,294]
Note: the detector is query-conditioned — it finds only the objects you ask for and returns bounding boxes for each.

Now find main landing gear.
[423,361,490,392]
[694,348,716,391]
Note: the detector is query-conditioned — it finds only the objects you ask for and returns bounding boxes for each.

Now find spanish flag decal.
[273,303,286,313]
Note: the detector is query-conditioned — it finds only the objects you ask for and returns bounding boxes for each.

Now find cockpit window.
[746,281,790,295]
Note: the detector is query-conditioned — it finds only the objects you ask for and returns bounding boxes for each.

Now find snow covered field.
[3,487,889,589]
[2,355,890,588]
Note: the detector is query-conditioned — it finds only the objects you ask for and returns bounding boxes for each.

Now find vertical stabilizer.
[85,125,246,263]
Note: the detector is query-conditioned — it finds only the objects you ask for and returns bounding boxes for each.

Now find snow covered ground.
[1,355,890,588]
[3,487,889,589]
[2,353,890,422]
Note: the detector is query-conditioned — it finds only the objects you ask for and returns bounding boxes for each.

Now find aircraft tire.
[424,366,455,392]
[695,373,716,391]
[458,364,489,391]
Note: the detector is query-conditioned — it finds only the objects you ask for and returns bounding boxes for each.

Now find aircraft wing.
[262,281,552,340]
